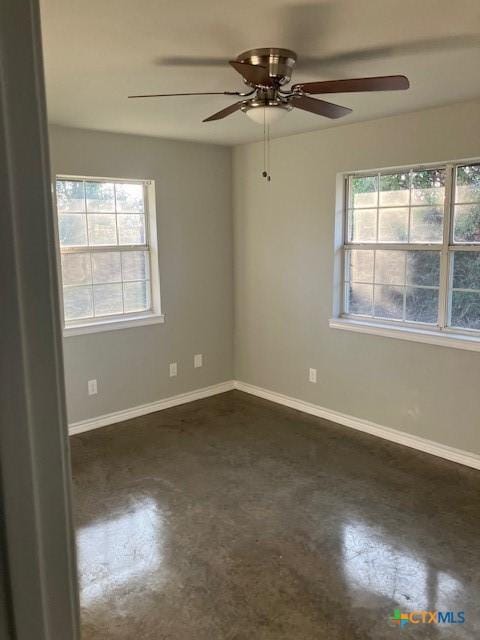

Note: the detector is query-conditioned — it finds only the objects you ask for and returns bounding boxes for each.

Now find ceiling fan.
[128,47,409,125]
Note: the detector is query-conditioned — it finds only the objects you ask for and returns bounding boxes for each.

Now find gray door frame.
[0,0,80,638]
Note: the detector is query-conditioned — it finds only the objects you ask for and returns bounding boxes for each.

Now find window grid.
[61,255,151,318]
[56,177,153,324]
[342,161,480,334]
[346,169,446,245]
[344,250,441,324]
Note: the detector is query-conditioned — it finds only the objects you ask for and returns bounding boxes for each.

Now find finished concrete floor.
[71,390,480,639]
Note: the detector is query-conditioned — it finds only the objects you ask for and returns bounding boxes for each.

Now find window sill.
[63,312,165,337]
[329,317,480,352]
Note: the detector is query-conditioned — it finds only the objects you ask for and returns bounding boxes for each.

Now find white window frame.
[330,157,480,352]
[54,175,164,337]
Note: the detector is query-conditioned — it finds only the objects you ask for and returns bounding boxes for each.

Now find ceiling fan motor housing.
[241,86,293,116]
[236,48,297,87]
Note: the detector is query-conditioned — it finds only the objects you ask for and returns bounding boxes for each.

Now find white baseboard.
[68,377,480,471]
[234,381,480,471]
[68,380,235,436]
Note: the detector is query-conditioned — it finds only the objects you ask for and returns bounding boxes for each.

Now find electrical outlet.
[88,379,98,395]
[308,368,317,384]
[169,362,177,377]
[194,354,203,368]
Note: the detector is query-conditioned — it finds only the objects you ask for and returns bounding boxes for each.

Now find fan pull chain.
[261,107,271,182]
[267,123,271,182]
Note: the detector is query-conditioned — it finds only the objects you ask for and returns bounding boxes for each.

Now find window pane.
[117,214,146,244]
[61,253,91,286]
[406,287,438,324]
[406,251,440,287]
[455,164,480,204]
[450,291,480,330]
[91,252,121,284]
[379,173,409,207]
[56,177,155,326]
[347,283,373,315]
[411,169,445,206]
[451,242,480,331]
[375,250,405,285]
[58,214,88,247]
[453,204,480,243]
[348,209,376,242]
[56,180,85,212]
[124,281,150,313]
[378,208,408,242]
[452,251,480,290]
[63,286,93,321]
[346,250,374,283]
[85,181,115,212]
[115,183,144,213]
[374,285,404,320]
[343,165,480,332]
[349,175,377,208]
[93,284,123,316]
[121,251,150,281]
[409,206,443,243]
[87,214,117,245]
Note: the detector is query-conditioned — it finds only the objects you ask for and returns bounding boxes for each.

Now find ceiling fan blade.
[157,56,227,67]
[291,95,351,119]
[297,34,480,70]
[128,91,241,99]
[203,100,245,122]
[293,75,409,94]
[229,60,270,85]
[156,33,480,73]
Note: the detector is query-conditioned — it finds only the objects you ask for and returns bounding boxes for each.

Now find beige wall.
[49,125,233,424]
[233,100,480,455]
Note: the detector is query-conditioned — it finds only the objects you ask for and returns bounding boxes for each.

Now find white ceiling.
[40,0,480,146]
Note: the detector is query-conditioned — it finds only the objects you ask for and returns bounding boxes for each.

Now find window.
[331,161,480,350]
[55,176,163,335]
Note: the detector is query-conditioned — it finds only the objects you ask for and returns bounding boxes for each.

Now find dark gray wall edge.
[0,1,80,638]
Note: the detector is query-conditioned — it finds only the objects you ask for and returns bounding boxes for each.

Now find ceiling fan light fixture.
[243,103,292,125]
